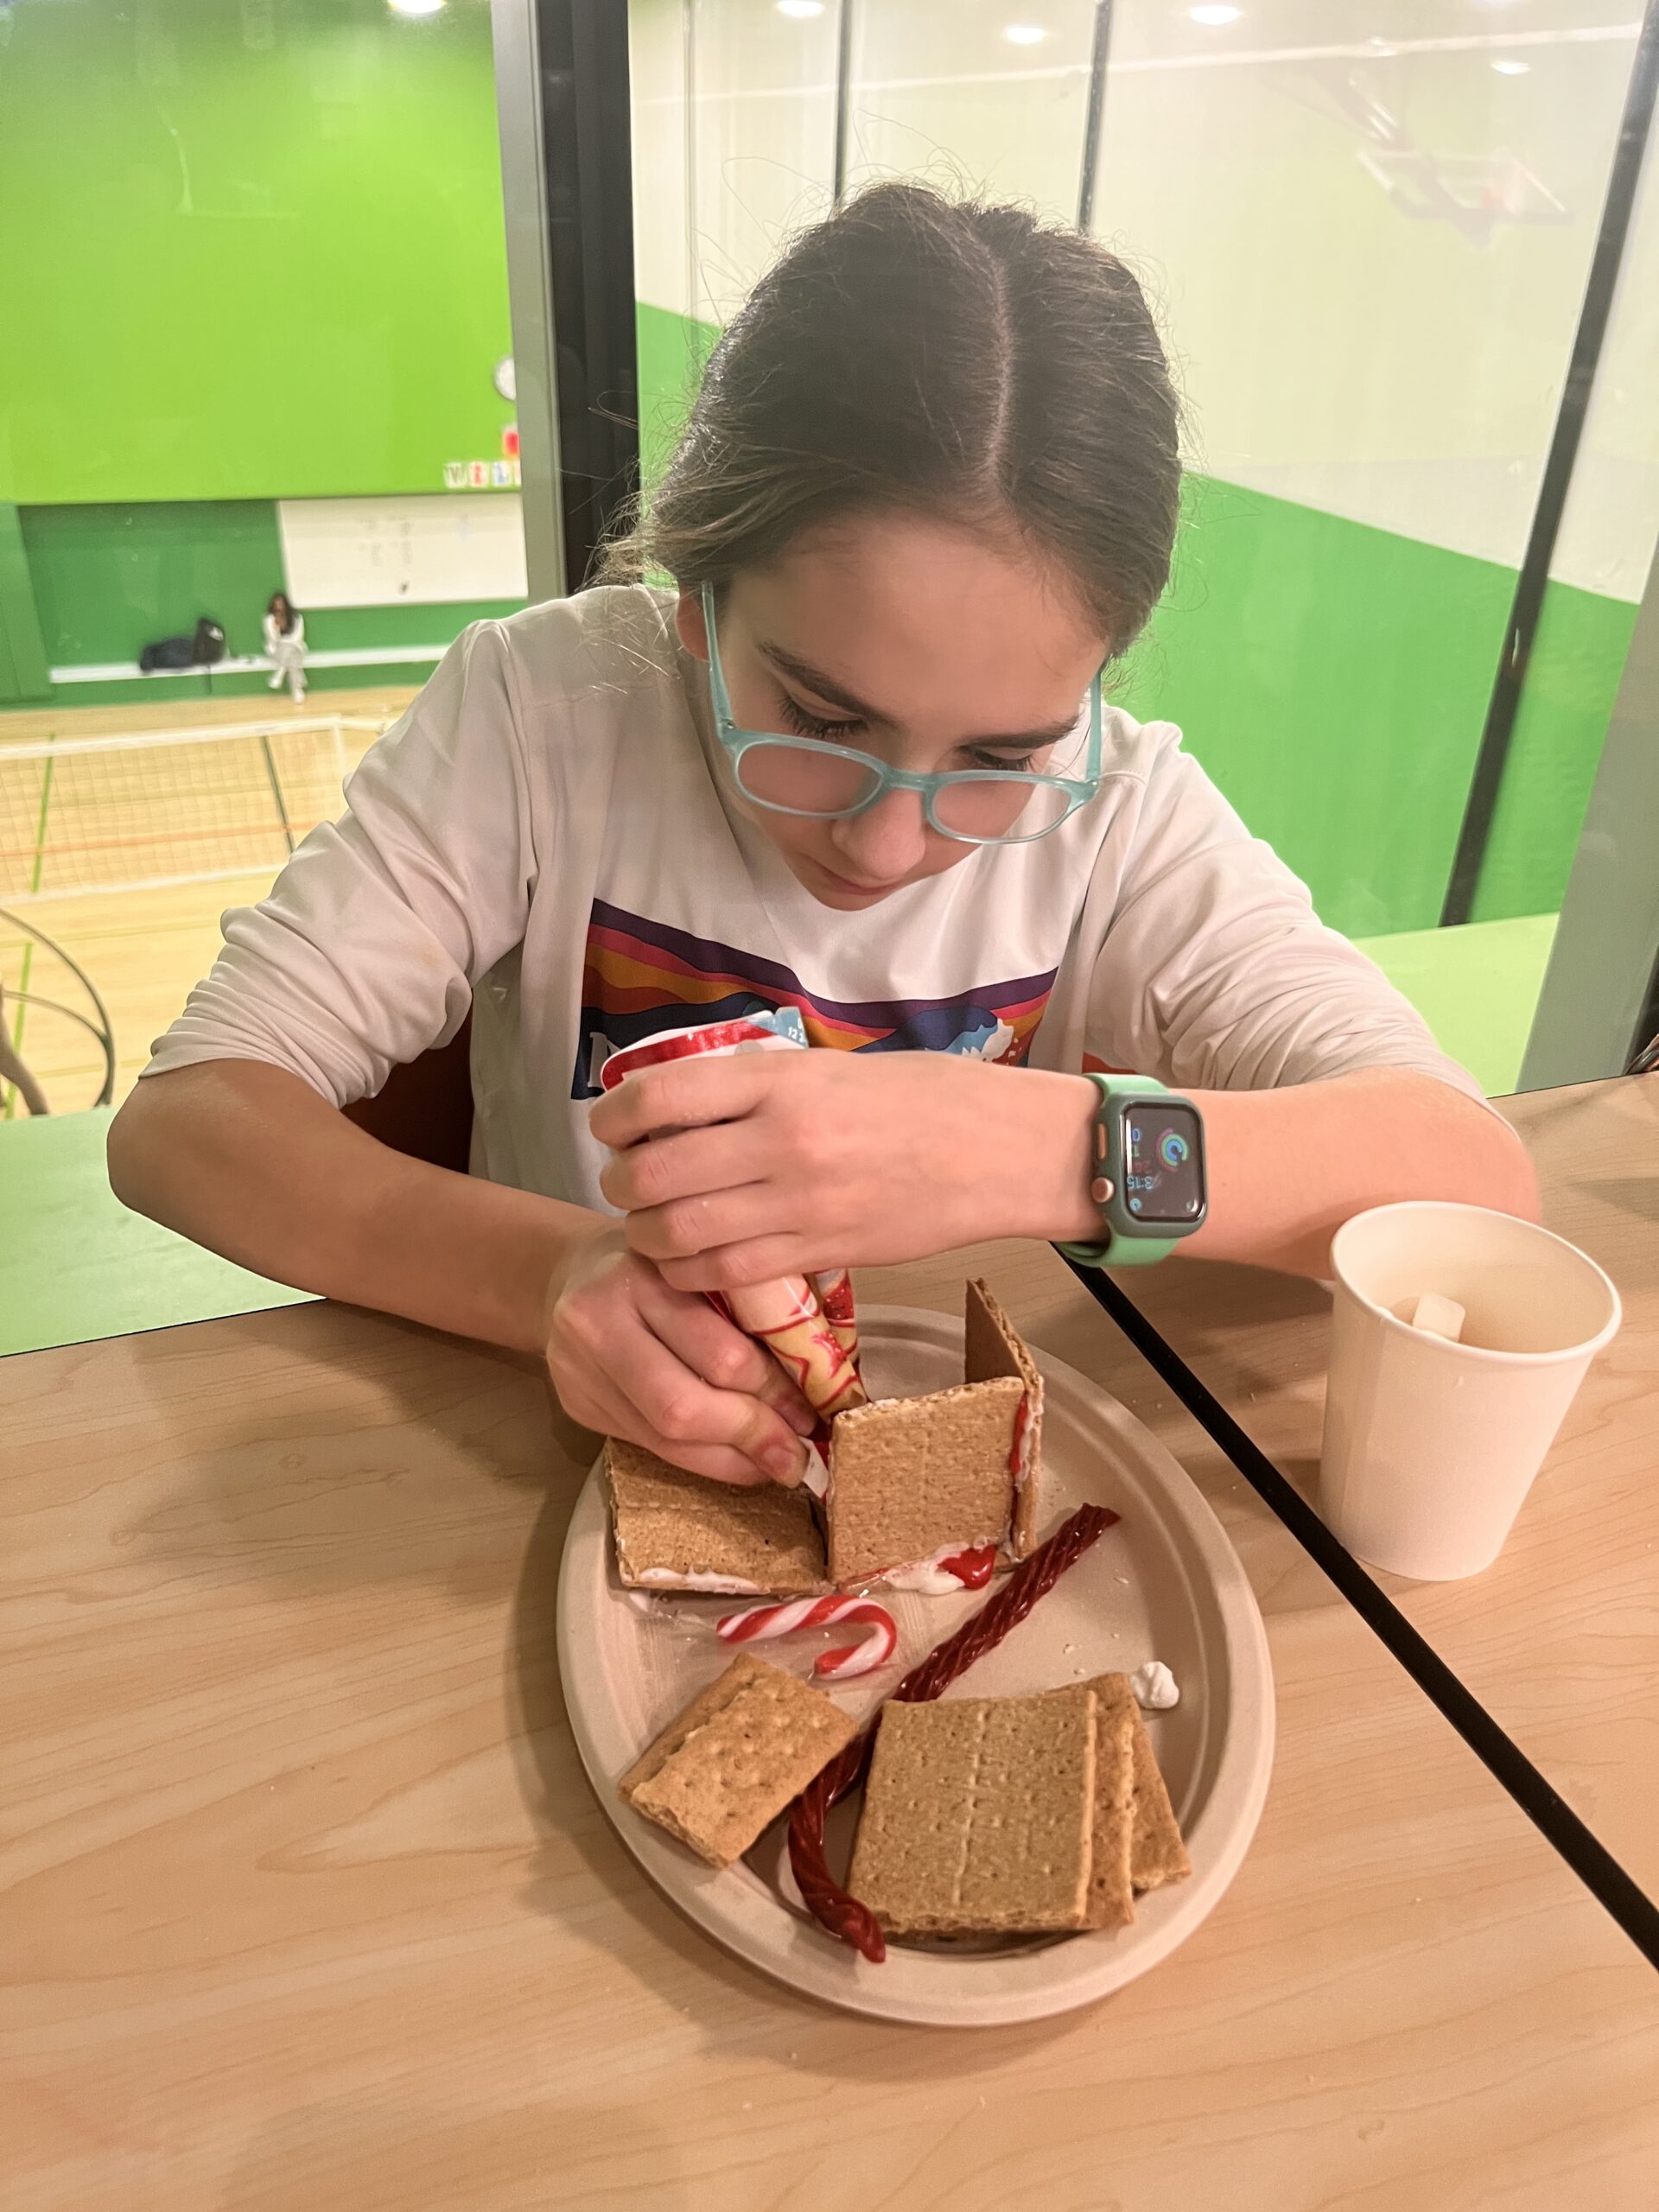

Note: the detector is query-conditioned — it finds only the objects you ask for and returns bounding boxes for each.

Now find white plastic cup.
[1319,1201,1621,1580]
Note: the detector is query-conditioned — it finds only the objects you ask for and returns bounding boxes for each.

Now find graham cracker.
[826,1376,1022,1587]
[620,1651,858,1869]
[846,1688,1097,1936]
[1083,1674,1191,1894]
[607,1437,827,1595]
[964,1278,1046,1558]
[1044,1677,1135,1929]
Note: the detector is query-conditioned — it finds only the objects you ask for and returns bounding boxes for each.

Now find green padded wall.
[0,0,514,508]
[19,503,522,672]
[0,504,49,702]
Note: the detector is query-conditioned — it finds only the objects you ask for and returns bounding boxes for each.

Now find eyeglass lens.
[735,742,1073,841]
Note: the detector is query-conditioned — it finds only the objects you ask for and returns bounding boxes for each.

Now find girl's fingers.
[594,1311,810,1487]
[627,1432,780,1488]
[624,1178,821,1266]
[597,1120,764,1215]
[588,1055,773,1152]
[551,1370,776,1487]
[654,1234,822,1296]
[635,1272,817,1436]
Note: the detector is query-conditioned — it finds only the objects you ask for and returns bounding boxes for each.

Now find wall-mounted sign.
[445,458,520,489]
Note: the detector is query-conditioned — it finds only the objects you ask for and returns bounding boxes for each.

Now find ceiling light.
[1189,3,1240,23]
[1491,57,1529,74]
[776,0,825,17]
[388,0,444,15]
[1004,22,1047,43]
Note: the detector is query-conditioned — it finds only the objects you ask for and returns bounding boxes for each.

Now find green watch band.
[1054,1073,1207,1269]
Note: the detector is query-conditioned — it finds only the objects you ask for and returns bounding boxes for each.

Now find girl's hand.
[590,1051,1100,1291]
[543,1217,817,1485]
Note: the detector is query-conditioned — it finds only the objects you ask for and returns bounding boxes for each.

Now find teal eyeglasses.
[701,584,1104,846]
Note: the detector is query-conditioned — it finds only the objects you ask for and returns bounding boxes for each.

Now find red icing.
[936,1545,997,1590]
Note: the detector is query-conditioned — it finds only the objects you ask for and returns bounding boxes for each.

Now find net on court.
[0,716,385,901]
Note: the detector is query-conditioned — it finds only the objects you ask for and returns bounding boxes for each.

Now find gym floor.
[1,685,419,1119]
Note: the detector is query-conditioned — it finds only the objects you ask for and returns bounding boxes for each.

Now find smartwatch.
[1054,1073,1208,1268]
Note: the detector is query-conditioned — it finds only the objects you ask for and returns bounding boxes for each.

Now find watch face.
[1122,1103,1205,1226]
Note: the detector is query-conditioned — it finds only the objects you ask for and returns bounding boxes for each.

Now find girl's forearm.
[1021,1067,1536,1279]
[107,1060,601,1354]
[1179,1070,1535,1275]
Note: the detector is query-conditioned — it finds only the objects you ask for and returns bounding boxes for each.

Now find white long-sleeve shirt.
[263,612,305,660]
[149,584,1482,1209]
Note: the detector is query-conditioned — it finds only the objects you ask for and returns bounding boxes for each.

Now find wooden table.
[4,1087,1657,2210]
[1122,1076,1659,1894]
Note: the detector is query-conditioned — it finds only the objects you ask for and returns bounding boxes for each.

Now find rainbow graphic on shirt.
[574,899,1056,1099]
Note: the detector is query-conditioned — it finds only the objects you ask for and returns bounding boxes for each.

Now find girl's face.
[675,512,1108,910]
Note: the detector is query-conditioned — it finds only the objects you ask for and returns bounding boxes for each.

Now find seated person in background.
[264,592,307,704]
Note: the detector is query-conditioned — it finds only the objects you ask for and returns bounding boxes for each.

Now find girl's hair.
[604,181,1180,652]
[267,591,295,632]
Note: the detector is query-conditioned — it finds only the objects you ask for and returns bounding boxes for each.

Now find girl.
[111,185,1535,1491]
[263,592,307,704]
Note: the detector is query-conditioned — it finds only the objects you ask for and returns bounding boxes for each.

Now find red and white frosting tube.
[597,1014,807,1079]
[716,1595,898,1681]
[599,1014,866,1421]
[724,1274,866,1421]
[810,1268,860,1365]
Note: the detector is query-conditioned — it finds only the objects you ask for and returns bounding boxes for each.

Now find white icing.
[1012,1381,1042,1493]
[632,1568,766,1593]
[1131,1660,1179,1711]
[880,1538,1002,1594]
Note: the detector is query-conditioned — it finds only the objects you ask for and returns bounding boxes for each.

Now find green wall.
[0,0,1631,927]
[0,0,513,508]
[639,310,1633,939]
[1116,482,1633,932]
[1472,578,1639,923]
[1114,480,1514,935]
[20,502,519,671]
[0,0,524,702]
[0,505,49,701]
[637,302,720,492]
[23,504,283,665]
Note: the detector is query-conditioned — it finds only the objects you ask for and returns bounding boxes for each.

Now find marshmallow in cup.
[1319,1201,1620,1581]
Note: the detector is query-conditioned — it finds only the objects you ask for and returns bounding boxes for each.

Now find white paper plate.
[556,1303,1274,2025]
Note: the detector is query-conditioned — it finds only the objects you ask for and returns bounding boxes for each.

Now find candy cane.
[716,1596,898,1681]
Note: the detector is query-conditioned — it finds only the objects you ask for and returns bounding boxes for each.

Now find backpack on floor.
[138,618,227,672]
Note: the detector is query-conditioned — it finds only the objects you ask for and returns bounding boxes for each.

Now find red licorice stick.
[785,1501,1122,1962]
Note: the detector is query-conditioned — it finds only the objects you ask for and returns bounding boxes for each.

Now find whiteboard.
[276,494,529,608]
